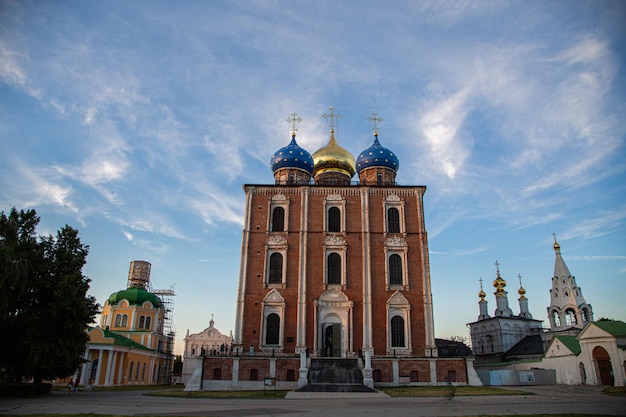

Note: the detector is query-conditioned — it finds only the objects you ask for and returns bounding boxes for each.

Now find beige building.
[80,261,175,386]
[182,316,232,385]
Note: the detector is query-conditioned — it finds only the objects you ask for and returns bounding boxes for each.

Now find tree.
[0,208,99,383]
[173,355,183,376]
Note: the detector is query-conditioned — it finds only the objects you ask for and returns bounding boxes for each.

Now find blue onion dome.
[108,287,162,308]
[356,134,400,174]
[270,134,314,175]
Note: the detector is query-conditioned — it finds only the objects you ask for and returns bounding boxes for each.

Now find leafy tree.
[173,355,183,375]
[0,208,99,383]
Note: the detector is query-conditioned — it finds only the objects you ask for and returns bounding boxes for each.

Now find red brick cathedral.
[206,109,475,390]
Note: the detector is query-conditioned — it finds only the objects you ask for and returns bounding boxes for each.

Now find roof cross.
[287,112,302,136]
[322,105,341,132]
[367,112,383,135]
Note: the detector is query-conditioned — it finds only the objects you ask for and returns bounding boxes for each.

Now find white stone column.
[429,358,437,384]
[296,188,309,350]
[105,349,115,386]
[297,348,308,388]
[117,353,125,384]
[79,349,90,385]
[95,349,104,386]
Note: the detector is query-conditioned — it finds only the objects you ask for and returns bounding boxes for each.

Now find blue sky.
[1,1,625,356]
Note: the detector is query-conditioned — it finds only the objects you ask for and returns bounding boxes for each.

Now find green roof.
[593,320,626,337]
[554,335,581,355]
[100,328,152,351]
[108,287,162,308]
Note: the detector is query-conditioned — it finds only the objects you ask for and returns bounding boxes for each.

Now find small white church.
[468,236,625,387]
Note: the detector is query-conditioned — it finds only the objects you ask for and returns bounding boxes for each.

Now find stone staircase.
[297,358,377,392]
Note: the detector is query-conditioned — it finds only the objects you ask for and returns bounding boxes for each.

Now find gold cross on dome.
[287,112,302,136]
[322,105,341,131]
[367,112,383,135]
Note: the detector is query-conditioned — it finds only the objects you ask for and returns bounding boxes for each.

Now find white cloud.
[413,88,472,180]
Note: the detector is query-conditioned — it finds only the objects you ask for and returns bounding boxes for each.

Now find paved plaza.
[1,385,625,416]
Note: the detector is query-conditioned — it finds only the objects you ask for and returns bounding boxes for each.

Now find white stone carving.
[263,288,285,303]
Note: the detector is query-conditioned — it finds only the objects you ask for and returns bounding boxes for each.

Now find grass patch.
[52,384,180,392]
[379,385,529,397]
[146,389,288,399]
[603,386,626,396]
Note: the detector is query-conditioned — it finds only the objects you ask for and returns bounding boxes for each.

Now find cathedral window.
[138,315,145,329]
[384,196,405,234]
[129,362,134,381]
[391,315,405,347]
[121,314,128,327]
[265,313,280,345]
[114,314,122,327]
[145,316,151,329]
[327,253,341,284]
[387,207,400,233]
[141,363,146,380]
[271,207,285,232]
[386,292,411,355]
[327,207,341,232]
[268,253,283,284]
[388,254,403,285]
[268,195,289,233]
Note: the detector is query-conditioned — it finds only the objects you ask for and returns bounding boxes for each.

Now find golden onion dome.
[312,130,356,178]
[478,288,486,301]
[518,285,527,299]
[493,272,506,296]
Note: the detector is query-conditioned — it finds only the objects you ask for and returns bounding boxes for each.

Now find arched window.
[328,207,341,232]
[129,362,134,381]
[135,362,140,380]
[387,207,400,233]
[389,254,403,285]
[121,314,128,327]
[565,309,577,325]
[138,316,145,329]
[391,315,405,347]
[114,314,122,327]
[145,316,151,329]
[271,207,285,232]
[552,311,561,327]
[141,363,146,380]
[250,369,258,381]
[266,313,280,345]
[268,253,283,284]
[327,253,341,284]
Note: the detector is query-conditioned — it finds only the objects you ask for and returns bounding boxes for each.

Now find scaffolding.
[153,286,176,385]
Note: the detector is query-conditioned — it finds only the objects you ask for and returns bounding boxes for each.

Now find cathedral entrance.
[323,324,342,357]
[593,346,614,386]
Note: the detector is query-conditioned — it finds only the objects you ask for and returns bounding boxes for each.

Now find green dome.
[108,287,162,308]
